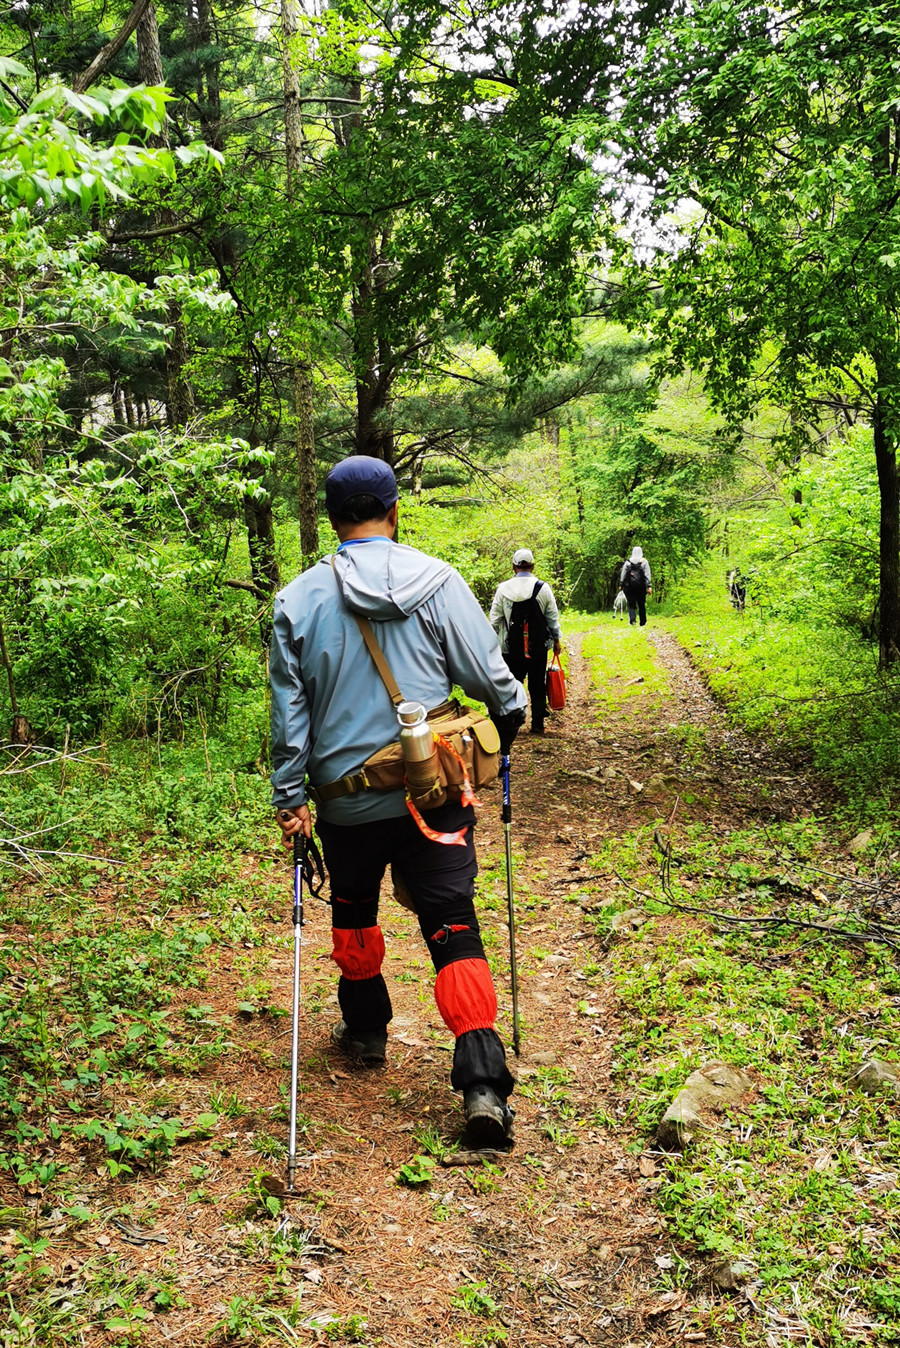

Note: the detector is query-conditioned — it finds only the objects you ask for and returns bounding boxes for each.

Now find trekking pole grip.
[292,835,305,928]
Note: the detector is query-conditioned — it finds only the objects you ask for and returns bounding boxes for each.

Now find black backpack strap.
[531,580,544,599]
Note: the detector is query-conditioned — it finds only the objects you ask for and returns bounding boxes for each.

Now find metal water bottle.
[397,701,444,806]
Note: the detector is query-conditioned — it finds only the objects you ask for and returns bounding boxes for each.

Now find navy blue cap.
[325,456,399,515]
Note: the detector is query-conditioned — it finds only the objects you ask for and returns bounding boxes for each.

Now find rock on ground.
[709,1256,756,1291]
[852,1059,900,1097]
[657,1062,753,1150]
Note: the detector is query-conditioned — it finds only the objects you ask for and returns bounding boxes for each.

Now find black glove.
[492,708,526,757]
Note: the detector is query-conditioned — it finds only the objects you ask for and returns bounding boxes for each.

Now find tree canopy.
[598,0,900,662]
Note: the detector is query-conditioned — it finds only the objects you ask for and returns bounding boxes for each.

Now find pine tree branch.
[106,217,207,243]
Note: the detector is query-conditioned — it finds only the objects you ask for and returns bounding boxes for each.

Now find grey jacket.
[620,558,652,590]
[489,574,562,654]
[270,537,527,824]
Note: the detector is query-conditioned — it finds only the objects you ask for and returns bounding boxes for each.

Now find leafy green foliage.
[558,370,731,607]
[0,59,217,210]
[451,1282,500,1317]
[723,425,880,635]
[602,0,900,658]
[397,1154,436,1187]
[1,428,273,735]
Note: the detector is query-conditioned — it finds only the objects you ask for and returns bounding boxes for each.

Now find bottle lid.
[397,700,427,725]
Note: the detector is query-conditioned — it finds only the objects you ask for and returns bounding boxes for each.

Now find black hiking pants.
[626,592,647,626]
[316,802,514,1098]
[504,648,548,729]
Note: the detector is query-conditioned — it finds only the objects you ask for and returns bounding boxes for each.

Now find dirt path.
[17,622,850,1348]
[198,633,677,1348]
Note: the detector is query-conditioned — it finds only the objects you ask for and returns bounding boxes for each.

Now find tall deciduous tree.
[259,0,607,465]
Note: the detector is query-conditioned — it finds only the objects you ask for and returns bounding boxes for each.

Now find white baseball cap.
[513,548,534,566]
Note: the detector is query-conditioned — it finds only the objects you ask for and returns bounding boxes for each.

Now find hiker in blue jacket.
[270,456,526,1147]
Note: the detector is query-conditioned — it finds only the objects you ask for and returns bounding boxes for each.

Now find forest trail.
[11,621,857,1348]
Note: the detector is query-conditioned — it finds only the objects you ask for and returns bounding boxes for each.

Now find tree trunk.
[355,375,394,461]
[166,301,196,427]
[135,2,196,429]
[244,492,280,648]
[354,270,395,460]
[74,0,151,92]
[189,0,223,151]
[136,0,165,87]
[295,362,319,558]
[339,64,395,462]
[873,391,900,666]
[561,426,584,526]
[352,241,393,461]
[282,0,318,558]
[0,613,18,720]
[282,0,304,194]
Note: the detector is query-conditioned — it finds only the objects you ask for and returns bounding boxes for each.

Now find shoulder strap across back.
[330,555,404,707]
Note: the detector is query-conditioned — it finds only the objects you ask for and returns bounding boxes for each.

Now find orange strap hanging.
[405,795,469,846]
[434,734,481,809]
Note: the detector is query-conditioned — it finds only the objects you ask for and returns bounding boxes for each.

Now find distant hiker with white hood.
[489,548,562,735]
[270,456,526,1148]
[620,546,652,627]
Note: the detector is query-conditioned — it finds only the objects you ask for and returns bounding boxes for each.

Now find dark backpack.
[507,581,547,662]
[623,561,646,597]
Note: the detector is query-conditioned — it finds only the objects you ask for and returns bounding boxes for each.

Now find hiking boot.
[464,1085,515,1149]
[529,724,545,735]
[330,1021,387,1066]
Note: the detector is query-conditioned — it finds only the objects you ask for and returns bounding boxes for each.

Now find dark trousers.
[504,648,549,727]
[627,594,647,626]
[316,802,513,1097]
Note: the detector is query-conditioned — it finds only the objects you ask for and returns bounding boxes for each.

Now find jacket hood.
[329,538,452,620]
[630,546,644,562]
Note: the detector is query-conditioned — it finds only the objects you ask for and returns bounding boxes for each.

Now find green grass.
[595,820,900,1347]
[0,730,273,1235]
[579,620,670,714]
[658,559,900,818]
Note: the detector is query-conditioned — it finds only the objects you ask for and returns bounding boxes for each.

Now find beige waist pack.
[362,704,500,804]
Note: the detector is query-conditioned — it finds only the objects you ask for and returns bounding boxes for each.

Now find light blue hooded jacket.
[270,537,527,824]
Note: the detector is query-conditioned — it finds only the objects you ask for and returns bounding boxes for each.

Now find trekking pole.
[500,753,521,1056]
[286,831,305,1195]
[278,824,325,1196]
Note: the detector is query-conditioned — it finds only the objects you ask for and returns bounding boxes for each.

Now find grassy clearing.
[579,617,670,715]
[587,819,900,1346]
[658,561,900,819]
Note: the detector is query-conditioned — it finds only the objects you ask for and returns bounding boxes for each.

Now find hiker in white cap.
[489,549,562,734]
